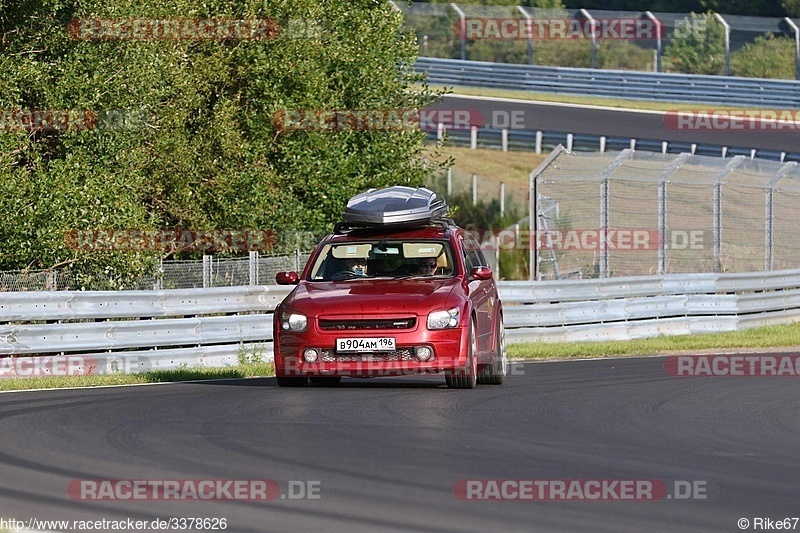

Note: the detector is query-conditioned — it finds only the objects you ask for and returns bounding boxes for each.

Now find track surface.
[1,356,799,532]
[429,95,800,153]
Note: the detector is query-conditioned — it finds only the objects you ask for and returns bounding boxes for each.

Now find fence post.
[715,13,730,76]
[529,145,566,281]
[566,133,573,152]
[765,162,798,271]
[295,249,301,272]
[249,251,259,286]
[472,173,477,205]
[598,150,635,278]
[535,131,542,154]
[501,128,508,152]
[447,167,453,196]
[600,136,606,153]
[470,125,477,149]
[713,156,745,273]
[645,11,662,73]
[202,254,212,288]
[580,9,597,69]
[437,122,444,141]
[500,182,505,218]
[450,3,466,61]
[657,153,689,275]
[787,18,800,80]
[517,6,533,64]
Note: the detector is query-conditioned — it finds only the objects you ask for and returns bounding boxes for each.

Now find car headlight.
[281,309,308,332]
[427,307,460,330]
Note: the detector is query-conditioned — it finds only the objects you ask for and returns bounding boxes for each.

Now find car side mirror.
[276,271,299,285]
[470,266,493,281]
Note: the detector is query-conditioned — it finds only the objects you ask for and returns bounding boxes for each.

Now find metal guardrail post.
[450,3,466,61]
[580,9,597,69]
[713,156,745,272]
[657,153,690,275]
[598,150,634,278]
[645,11,662,72]
[500,182,505,218]
[470,125,477,149]
[714,13,731,76]
[765,162,798,271]
[535,131,542,154]
[249,251,259,286]
[517,6,533,65]
[786,18,800,81]
[202,254,212,288]
[529,145,565,281]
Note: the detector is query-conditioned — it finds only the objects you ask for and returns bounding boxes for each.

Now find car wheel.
[446,319,478,389]
[276,375,309,387]
[478,313,506,385]
[309,376,342,386]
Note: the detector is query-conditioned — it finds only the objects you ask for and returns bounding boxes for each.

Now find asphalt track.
[430,95,800,153]
[1,355,798,532]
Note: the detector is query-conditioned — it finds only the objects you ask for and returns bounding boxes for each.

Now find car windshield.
[308,240,455,281]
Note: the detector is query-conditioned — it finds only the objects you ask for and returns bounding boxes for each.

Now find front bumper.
[274,323,468,378]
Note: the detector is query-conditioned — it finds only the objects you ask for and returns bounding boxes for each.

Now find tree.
[730,33,796,79]
[663,13,725,75]
[0,0,447,286]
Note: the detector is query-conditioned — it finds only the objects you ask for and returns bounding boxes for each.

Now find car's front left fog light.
[415,346,433,361]
[303,349,319,363]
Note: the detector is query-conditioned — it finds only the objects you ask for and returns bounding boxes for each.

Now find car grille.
[318,318,416,331]
[319,348,416,362]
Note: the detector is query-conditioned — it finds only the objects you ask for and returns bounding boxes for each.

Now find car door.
[460,233,494,355]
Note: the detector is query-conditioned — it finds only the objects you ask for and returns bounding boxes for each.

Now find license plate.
[336,337,396,353]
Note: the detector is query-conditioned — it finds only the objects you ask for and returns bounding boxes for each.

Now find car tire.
[446,319,478,389]
[309,376,342,386]
[276,375,309,387]
[478,313,506,385]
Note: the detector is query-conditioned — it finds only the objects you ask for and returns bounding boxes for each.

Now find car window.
[461,234,486,271]
[308,240,455,281]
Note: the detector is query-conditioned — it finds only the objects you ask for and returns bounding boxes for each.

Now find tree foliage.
[0,0,447,286]
[731,33,796,79]
[663,13,725,75]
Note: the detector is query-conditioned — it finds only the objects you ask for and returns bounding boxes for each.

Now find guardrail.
[1,269,799,375]
[415,57,800,108]
[427,127,800,162]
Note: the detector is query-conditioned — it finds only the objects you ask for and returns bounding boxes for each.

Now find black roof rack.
[333,217,457,235]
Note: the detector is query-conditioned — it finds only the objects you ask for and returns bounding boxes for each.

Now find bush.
[731,33,796,79]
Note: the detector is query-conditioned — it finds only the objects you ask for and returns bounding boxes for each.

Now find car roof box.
[343,186,448,226]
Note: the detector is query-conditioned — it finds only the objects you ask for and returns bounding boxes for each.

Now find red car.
[274,186,506,389]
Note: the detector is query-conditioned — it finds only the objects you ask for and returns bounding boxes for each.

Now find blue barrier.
[415,57,800,108]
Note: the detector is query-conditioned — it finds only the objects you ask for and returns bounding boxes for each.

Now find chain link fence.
[532,147,800,280]
[0,251,313,292]
[397,2,800,78]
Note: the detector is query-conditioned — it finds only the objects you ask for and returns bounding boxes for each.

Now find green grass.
[508,323,800,360]
[0,362,274,392]
[429,85,773,112]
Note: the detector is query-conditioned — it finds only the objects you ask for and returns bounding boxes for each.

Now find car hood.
[283,277,460,317]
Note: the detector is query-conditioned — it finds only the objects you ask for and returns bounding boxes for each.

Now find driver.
[418,258,438,275]
[343,257,368,276]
